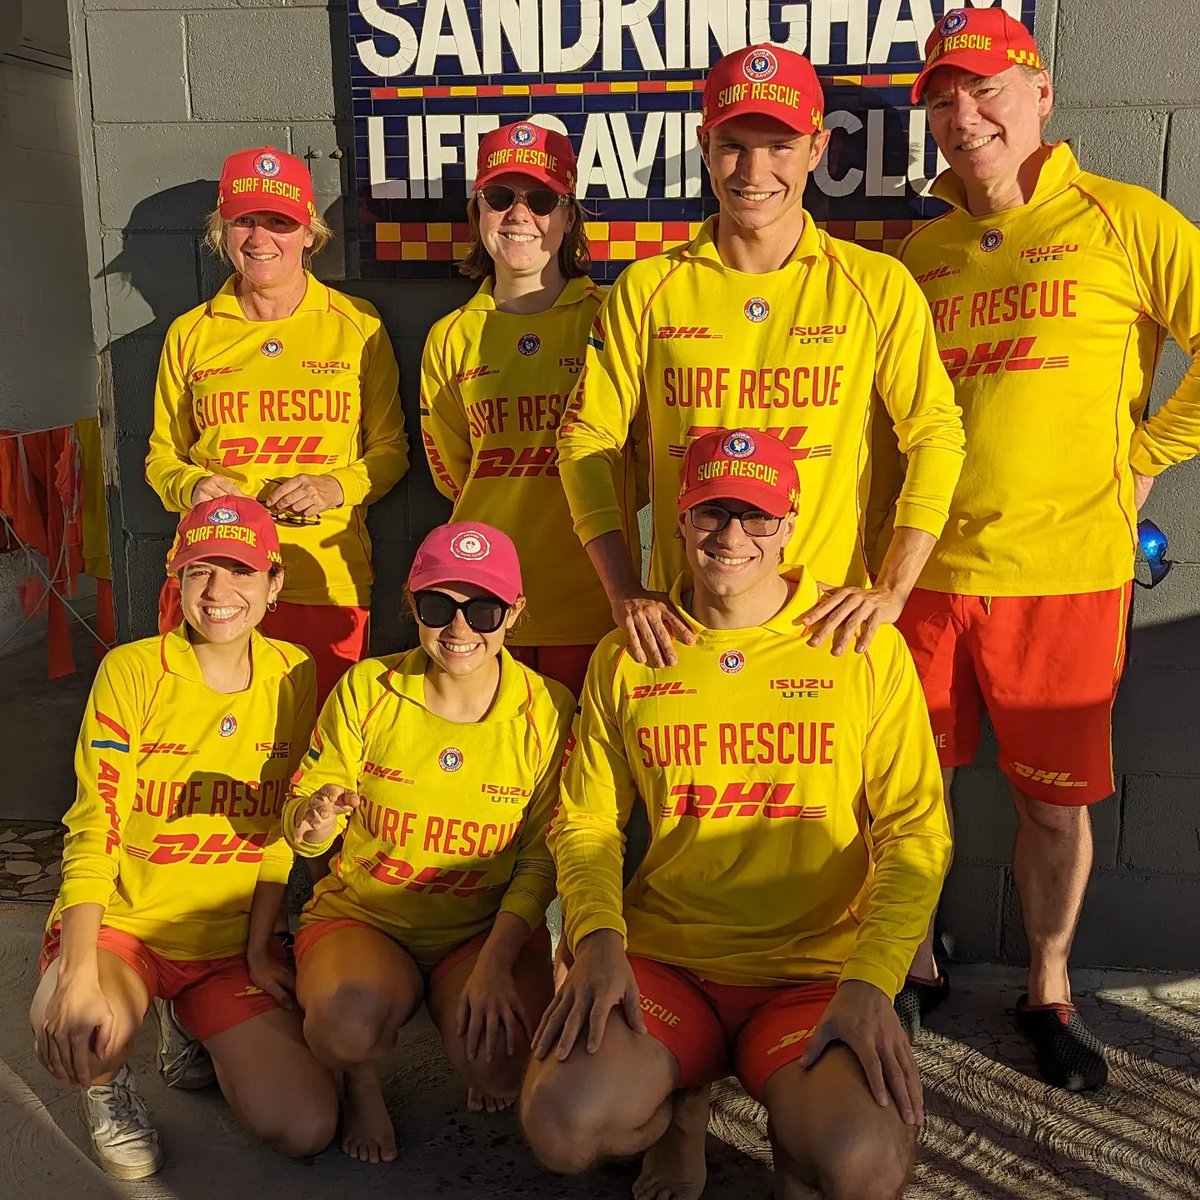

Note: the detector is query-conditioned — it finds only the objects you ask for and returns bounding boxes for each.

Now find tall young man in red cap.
[421,122,643,698]
[520,429,950,1200]
[556,44,965,672]
[891,8,1200,1090]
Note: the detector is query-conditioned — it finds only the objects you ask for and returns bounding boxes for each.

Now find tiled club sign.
[349,1,1037,280]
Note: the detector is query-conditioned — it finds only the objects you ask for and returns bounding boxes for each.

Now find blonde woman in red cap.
[420,121,643,699]
[284,521,574,1163]
[30,496,335,1180]
[147,145,410,706]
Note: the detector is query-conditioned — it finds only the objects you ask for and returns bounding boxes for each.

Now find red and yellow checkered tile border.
[368,74,918,100]
[373,217,924,263]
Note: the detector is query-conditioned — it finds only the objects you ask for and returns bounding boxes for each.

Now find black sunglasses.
[1135,519,1173,589]
[477,185,567,217]
[413,590,509,634]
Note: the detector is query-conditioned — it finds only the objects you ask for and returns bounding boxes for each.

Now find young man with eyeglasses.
[885,8,1200,1090]
[421,121,644,698]
[520,429,950,1200]
[556,44,965,672]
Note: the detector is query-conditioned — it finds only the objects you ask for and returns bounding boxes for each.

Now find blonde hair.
[458,193,592,281]
[203,207,333,272]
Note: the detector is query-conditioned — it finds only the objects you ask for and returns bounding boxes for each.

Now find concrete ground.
[2,635,1200,1199]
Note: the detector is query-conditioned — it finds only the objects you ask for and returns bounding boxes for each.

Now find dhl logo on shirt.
[140,741,195,756]
[663,781,828,821]
[456,365,497,383]
[630,681,698,700]
[217,434,337,468]
[125,830,269,866]
[653,325,722,340]
[191,366,240,383]
[363,760,414,785]
[939,336,1069,380]
[474,444,559,480]
[354,852,505,896]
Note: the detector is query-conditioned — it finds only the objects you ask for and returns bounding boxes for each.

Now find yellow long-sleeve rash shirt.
[551,569,951,996]
[52,628,315,961]
[283,649,574,968]
[420,277,640,646]
[557,216,965,591]
[146,275,410,606]
[899,143,1200,595]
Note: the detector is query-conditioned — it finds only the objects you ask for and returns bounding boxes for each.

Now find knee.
[256,1102,338,1160]
[519,1074,604,1175]
[303,985,393,1065]
[1013,793,1087,835]
[805,1121,915,1200]
[251,1094,338,1160]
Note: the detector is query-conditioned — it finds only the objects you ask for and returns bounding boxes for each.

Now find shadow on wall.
[97,180,224,641]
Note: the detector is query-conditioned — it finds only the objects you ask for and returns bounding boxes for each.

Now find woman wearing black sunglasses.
[420,121,644,699]
[281,522,574,1164]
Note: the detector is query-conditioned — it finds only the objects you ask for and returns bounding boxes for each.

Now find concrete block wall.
[65,1,1200,971]
[0,15,96,647]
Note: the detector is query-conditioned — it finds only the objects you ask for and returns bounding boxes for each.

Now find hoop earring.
[267,600,278,612]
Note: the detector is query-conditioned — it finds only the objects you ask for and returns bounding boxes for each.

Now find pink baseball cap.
[408,523,524,605]
[167,497,282,573]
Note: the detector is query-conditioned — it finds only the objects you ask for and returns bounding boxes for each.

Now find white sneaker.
[83,1064,163,1180]
[153,997,215,1089]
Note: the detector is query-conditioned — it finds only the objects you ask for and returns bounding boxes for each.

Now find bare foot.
[467,1086,517,1114]
[632,1085,709,1200]
[341,1065,397,1164]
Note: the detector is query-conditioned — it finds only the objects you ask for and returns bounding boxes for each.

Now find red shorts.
[260,601,369,708]
[630,956,837,1102]
[896,586,1131,805]
[294,917,552,991]
[158,577,368,708]
[510,644,596,700]
[40,924,281,1041]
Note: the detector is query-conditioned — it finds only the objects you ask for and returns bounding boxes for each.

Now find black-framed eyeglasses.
[264,478,320,526]
[687,503,784,538]
[413,590,509,634]
[1135,519,1173,589]
[477,185,568,217]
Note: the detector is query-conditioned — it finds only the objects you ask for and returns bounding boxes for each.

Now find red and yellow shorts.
[294,916,552,992]
[510,644,596,700]
[40,924,282,1041]
[629,956,837,1102]
[896,585,1131,805]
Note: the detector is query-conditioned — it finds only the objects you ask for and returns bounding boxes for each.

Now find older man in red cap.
[556,44,965,678]
[520,428,950,1200]
[890,8,1200,1090]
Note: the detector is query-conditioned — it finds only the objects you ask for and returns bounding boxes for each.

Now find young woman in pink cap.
[420,121,645,699]
[283,521,574,1164]
[30,497,334,1179]
[147,145,410,707]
